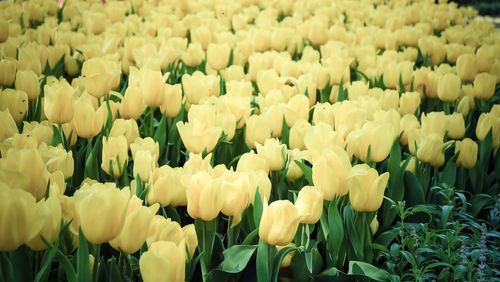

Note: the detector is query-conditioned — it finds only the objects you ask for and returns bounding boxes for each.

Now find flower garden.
[0,0,499,281]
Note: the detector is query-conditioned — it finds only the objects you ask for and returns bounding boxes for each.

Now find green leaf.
[400,251,417,268]
[469,194,493,217]
[256,240,272,282]
[439,155,457,187]
[0,253,15,282]
[337,79,348,102]
[84,137,101,181]
[50,124,66,148]
[327,199,344,267]
[219,245,257,273]
[382,137,404,227]
[281,116,290,148]
[271,245,297,282]
[348,261,391,281]
[34,237,60,282]
[343,205,363,260]
[398,73,405,94]
[77,227,91,282]
[403,171,425,207]
[253,187,264,228]
[107,258,121,282]
[154,114,168,156]
[242,229,259,246]
[294,160,313,185]
[374,228,399,248]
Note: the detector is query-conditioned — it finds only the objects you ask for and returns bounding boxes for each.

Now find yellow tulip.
[109,119,140,148]
[446,113,465,139]
[0,88,29,125]
[417,133,445,167]
[207,43,231,71]
[0,109,18,142]
[455,138,478,169]
[110,195,159,254]
[82,58,121,98]
[72,94,103,139]
[26,196,62,251]
[255,138,287,171]
[456,54,477,82]
[147,165,186,207]
[236,151,269,174]
[146,216,184,247]
[0,58,16,87]
[101,136,128,178]
[139,240,186,282]
[121,86,147,120]
[159,84,182,118]
[295,186,323,224]
[44,79,75,124]
[15,70,40,101]
[182,224,198,258]
[437,73,461,102]
[0,183,44,251]
[259,200,301,246]
[289,119,311,150]
[73,183,130,244]
[346,164,389,212]
[186,171,224,221]
[141,68,168,108]
[473,72,496,100]
[312,146,352,200]
[39,143,74,179]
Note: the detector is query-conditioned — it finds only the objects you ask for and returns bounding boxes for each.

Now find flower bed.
[0,0,499,281]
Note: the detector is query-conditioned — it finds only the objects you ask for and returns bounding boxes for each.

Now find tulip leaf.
[337,79,348,102]
[154,114,168,157]
[398,73,405,94]
[327,198,344,267]
[84,136,101,181]
[0,253,15,282]
[219,245,257,273]
[439,154,457,187]
[281,116,290,148]
[403,171,425,208]
[34,237,60,282]
[77,227,91,282]
[107,257,121,282]
[294,160,313,186]
[374,228,399,248]
[382,137,404,228]
[256,240,273,282]
[271,245,297,282]
[348,261,391,281]
[343,206,363,260]
[469,194,493,217]
[253,187,264,227]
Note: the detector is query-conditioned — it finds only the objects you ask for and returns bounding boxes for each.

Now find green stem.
[270,171,279,201]
[92,244,100,282]
[149,107,155,137]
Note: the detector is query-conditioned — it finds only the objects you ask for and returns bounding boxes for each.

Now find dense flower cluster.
[0,0,499,281]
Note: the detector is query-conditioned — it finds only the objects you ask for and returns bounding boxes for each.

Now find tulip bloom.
[0,109,18,142]
[417,133,445,167]
[455,138,478,169]
[0,89,29,125]
[186,171,224,221]
[437,73,461,102]
[110,196,159,254]
[0,58,16,87]
[295,186,323,224]
[259,200,301,246]
[26,196,62,251]
[15,70,40,101]
[312,146,352,200]
[207,43,231,71]
[255,138,287,171]
[73,183,130,244]
[44,79,75,124]
[0,184,44,251]
[139,240,186,282]
[147,165,186,207]
[72,95,103,139]
[346,164,390,212]
[101,136,129,178]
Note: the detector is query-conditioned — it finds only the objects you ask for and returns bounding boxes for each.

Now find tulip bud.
[147,165,186,207]
[437,73,461,102]
[295,186,323,224]
[399,114,420,145]
[455,138,478,169]
[446,113,465,139]
[141,68,167,108]
[101,136,128,178]
[473,72,496,100]
[476,45,494,73]
[256,138,287,171]
[399,91,421,116]
[0,58,16,87]
[236,151,269,174]
[312,146,352,200]
[120,86,147,120]
[191,26,213,50]
[206,43,231,71]
[146,216,184,247]
[109,196,159,254]
[421,111,446,137]
[0,184,44,251]
[182,224,198,258]
[289,119,311,150]
[219,176,250,226]
[15,70,40,101]
[284,95,309,127]
[181,43,205,67]
[0,110,18,142]
[370,216,379,235]
[286,149,310,181]
[245,115,273,149]
[182,71,220,105]
[417,133,445,167]
[26,196,62,250]
[44,79,75,124]
[353,121,396,163]
[0,89,28,125]
[73,183,130,244]
[259,200,301,246]
[72,95,103,139]
[109,119,140,147]
[346,164,389,212]
[139,240,186,282]
[160,84,182,118]
[457,96,472,117]
[456,54,477,82]
[39,143,74,179]
[476,113,500,146]
[186,171,224,221]
[82,58,121,98]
